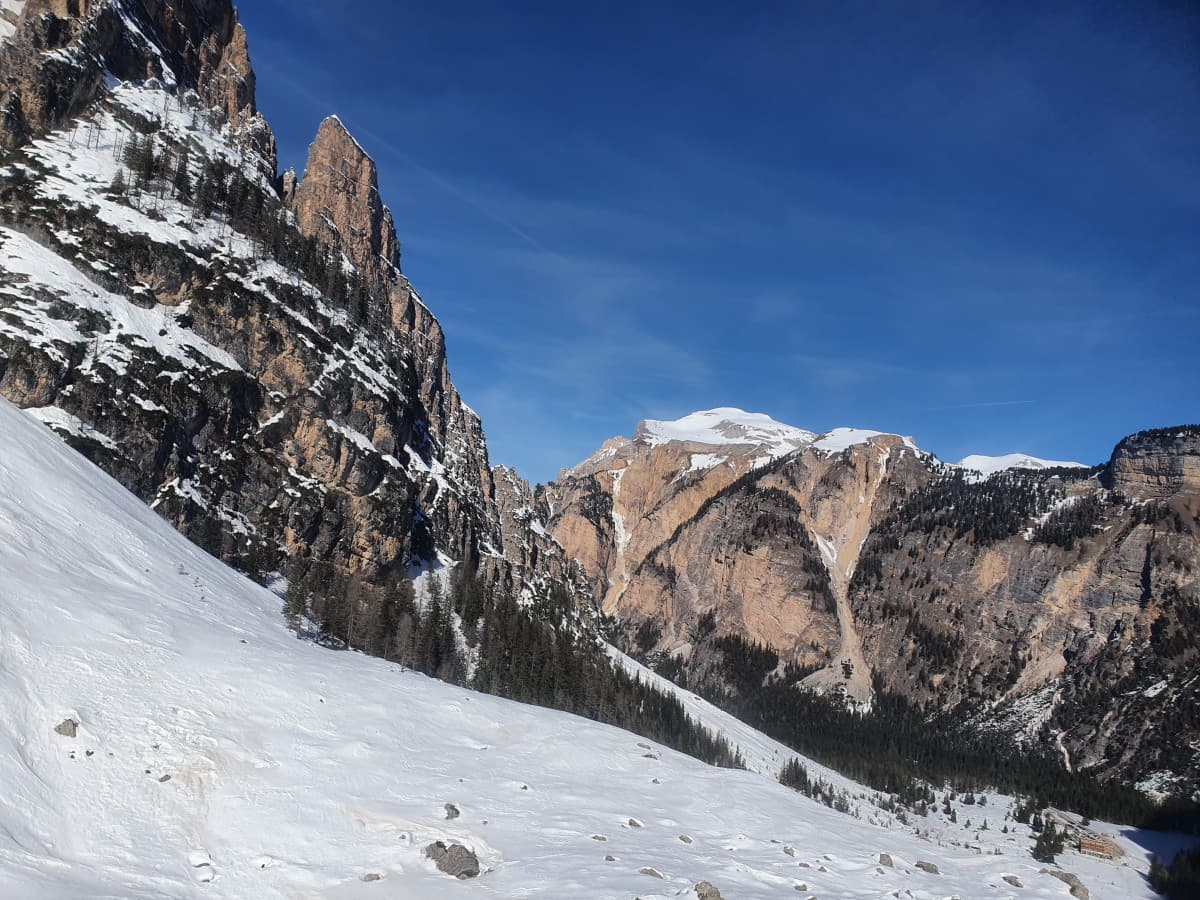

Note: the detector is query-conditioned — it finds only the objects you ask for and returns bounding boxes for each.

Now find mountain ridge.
[542,410,1200,797]
[563,405,1089,482]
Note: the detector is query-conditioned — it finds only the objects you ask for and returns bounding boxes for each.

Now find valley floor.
[0,396,1179,898]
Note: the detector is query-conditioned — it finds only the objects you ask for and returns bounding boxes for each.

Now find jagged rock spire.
[290,115,400,279]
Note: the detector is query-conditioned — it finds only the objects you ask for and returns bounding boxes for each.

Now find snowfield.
[0,395,1172,898]
[957,454,1088,476]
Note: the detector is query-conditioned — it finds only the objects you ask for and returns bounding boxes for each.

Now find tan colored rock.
[291,116,399,278]
[1105,426,1200,498]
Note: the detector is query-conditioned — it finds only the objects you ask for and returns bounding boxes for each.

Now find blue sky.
[240,1,1199,484]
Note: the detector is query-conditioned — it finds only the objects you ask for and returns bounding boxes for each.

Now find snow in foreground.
[0,396,1167,898]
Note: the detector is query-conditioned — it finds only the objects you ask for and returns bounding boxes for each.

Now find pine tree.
[173,147,192,200]
[1032,823,1064,863]
[109,168,127,195]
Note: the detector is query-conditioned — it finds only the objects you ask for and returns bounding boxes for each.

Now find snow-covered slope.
[0,396,1166,898]
[635,408,816,458]
[958,453,1089,476]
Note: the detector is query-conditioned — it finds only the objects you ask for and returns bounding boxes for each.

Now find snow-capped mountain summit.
[957,452,1089,476]
[634,407,817,458]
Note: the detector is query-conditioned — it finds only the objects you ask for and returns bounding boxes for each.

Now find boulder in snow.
[424,841,479,879]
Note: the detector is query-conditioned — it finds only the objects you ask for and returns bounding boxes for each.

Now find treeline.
[1031,495,1108,549]
[853,470,1074,593]
[778,758,852,813]
[106,109,382,323]
[684,660,1196,828]
[883,470,1059,545]
[284,559,742,769]
[1151,845,1200,899]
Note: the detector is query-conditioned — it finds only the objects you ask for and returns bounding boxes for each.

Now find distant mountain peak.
[956,453,1088,476]
[634,408,816,457]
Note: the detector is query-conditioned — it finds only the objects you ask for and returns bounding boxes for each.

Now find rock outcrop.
[424,841,480,879]
[290,115,399,282]
[0,0,589,642]
[546,411,1200,793]
[1104,425,1200,498]
[0,0,267,154]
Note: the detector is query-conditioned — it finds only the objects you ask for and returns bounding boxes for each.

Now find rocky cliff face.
[1104,425,1200,499]
[0,0,266,152]
[548,410,1200,795]
[0,0,584,620]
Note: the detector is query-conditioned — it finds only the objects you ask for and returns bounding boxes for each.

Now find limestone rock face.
[549,413,1200,791]
[1104,426,1200,498]
[0,0,268,156]
[290,116,399,279]
[0,0,588,635]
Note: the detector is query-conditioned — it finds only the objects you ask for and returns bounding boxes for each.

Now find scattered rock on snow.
[783,846,795,857]
[158,774,171,782]
[444,803,460,819]
[627,817,643,828]
[424,841,480,879]
[679,834,693,843]
[591,834,607,841]
[879,853,893,867]
[605,854,617,862]
[54,718,78,738]
[695,880,723,899]
[639,866,664,879]
[915,860,939,874]
[1041,869,1087,899]
[360,872,381,882]
[1002,874,1022,888]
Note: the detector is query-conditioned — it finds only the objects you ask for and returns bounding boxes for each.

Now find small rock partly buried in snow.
[878,853,893,867]
[783,846,795,857]
[158,774,171,782]
[627,818,643,828]
[605,854,616,861]
[54,718,78,738]
[794,883,807,892]
[424,841,480,879]
[187,850,212,867]
[1002,874,1022,888]
[360,872,381,882]
[915,860,939,874]
[591,834,607,841]
[1041,869,1087,899]
[639,867,664,879]
[444,803,460,819]
[679,834,693,843]
[695,880,723,899]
